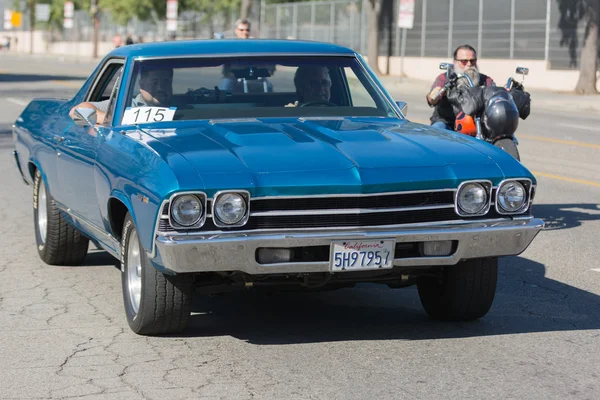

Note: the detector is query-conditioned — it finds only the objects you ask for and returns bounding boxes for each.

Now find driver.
[286,65,332,107]
[426,44,495,130]
[69,67,173,124]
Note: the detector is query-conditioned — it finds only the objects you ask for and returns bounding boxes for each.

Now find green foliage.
[179,0,240,16]
[99,0,165,24]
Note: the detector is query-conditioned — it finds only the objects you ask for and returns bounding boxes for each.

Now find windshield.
[119,56,399,125]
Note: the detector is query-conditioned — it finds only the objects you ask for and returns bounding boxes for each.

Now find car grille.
[158,189,527,233]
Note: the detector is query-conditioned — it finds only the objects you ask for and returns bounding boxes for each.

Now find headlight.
[171,194,203,227]
[456,182,488,215]
[497,181,526,213]
[214,192,248,226]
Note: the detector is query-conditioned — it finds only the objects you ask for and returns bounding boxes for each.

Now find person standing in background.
[234,19,253,39]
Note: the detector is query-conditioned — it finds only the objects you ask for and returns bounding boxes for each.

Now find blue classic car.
[12,40,544,335]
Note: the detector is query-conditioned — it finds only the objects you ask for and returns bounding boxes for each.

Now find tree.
[557,0,600,94]
[366,0,383,75]
[240,0,251,20]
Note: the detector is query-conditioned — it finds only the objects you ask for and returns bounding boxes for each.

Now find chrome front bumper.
[154,218,544,274]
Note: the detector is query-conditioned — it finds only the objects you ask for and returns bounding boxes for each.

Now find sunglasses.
[237,28,250,31]
[455,58,477,66]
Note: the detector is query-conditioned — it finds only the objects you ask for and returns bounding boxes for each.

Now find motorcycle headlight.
[171,194,204,227]
[497,181,527,213]
[214,192,249,226]
[456,182,489,215]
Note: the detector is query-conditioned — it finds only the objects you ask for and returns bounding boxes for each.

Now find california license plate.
[330,239,395,272]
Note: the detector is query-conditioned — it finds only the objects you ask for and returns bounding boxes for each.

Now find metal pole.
[420,0,427,57]
[350,4,355,49]
[400,28,407,77]
[509,0,515,58]
[447,0,454,58]
[275,5,280,39]
[91,0,99,58]
[259,0,266,38]
[310,2,316,41]
[395,28,400,57]
[292,3,298,39]
[361,0,367,54]
[329,3,335,43]
[544,0,551,62]
[478,0,483,56]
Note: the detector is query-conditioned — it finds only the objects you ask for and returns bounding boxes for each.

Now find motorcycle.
[430,63,531,161]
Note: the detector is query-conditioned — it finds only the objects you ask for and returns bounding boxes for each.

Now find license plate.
[330,239,395,272]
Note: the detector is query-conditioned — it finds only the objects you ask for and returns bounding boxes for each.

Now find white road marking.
[6,97,28,106]
[559,123,598,132]
[591,269,600,273]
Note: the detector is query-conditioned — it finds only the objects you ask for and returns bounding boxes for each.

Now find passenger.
[286,65,332,107]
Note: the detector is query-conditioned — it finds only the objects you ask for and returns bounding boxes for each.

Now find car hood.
[138,118,516,194]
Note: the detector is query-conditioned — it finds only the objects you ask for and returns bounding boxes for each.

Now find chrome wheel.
[38,181,48,244]
[126,229,142,314]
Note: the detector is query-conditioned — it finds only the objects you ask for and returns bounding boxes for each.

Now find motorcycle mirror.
[439,62,453,71]
[516,67,529,76]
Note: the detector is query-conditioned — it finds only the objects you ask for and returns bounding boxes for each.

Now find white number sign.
[122,107,176,125]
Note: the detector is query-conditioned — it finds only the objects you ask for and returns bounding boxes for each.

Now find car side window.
[87,61,125,103]
[103,67,124,126]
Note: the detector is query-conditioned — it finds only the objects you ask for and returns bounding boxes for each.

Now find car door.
[55,59,124,229]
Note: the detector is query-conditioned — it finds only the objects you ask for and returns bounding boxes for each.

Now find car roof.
[107,39,357,59]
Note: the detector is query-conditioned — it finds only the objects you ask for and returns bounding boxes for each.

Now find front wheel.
[33,169,89,265]
[417,257,498,321]
[121,213,193,335]
[494,138,521,161]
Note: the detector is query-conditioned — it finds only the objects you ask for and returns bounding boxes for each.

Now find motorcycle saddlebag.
[508,88,531,120]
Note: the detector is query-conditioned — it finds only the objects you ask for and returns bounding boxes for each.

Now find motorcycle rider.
[426,44,496,130]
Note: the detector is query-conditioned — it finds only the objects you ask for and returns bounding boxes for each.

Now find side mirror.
[516,67,529,76]
[439,62,453,71]
[396,101,408,116]
[72,107,98,127]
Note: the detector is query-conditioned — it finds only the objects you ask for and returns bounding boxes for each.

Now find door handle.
[54,136,66,143]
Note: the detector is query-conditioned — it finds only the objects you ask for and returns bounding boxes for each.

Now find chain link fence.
[1,0,591,70]
[260,0,590,70]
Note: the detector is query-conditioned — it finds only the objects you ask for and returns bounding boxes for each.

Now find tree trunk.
[240,0,252,20]
[574,4,599,94]
[367,0,382,75]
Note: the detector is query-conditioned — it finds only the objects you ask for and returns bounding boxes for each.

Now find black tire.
[33,169,89,265]
[120,213,193,335]
[417,257,498,321]
[494,138,521,161]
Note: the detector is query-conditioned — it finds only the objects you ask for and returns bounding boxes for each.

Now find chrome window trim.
[133,52,357,62]
[168,191,208,230]
[84,57,126,103]
[211,190,251,228]
[250,204,455,217]
[454,180,493,217]
[495,178,532,215]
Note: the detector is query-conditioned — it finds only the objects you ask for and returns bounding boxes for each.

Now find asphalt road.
[1,54,599,400]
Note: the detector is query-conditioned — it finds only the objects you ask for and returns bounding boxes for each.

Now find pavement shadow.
[82,250,119,267]
[532,203,600,231]
[180,256,600,342]
[0,73,87,83]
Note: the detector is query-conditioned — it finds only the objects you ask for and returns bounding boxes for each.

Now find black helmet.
[482,91,520,139]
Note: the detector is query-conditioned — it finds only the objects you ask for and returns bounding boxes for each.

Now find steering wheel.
[299,100,337,107]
